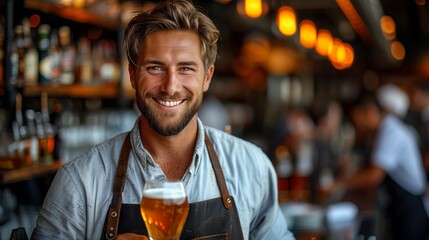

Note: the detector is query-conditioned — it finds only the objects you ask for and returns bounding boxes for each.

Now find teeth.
[158,100,182,107]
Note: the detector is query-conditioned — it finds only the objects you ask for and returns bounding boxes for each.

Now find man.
[409,78,429,179]
[31,1,294,239]
[329,89,429,240]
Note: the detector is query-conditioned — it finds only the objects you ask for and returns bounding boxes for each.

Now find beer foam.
[144,188,186,199]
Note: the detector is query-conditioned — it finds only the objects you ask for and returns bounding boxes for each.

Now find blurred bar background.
[1,0,429,239]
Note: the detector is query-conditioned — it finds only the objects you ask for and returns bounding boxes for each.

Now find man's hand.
[116,233,149,240]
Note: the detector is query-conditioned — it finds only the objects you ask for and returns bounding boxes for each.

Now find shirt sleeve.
[248,156,295,240]
[372,118,400,171]
[31,166,86,239]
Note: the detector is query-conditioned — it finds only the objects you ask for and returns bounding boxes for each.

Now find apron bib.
[101,132,244,240]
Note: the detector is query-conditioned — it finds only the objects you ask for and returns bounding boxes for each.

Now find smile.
[157,99,184,107]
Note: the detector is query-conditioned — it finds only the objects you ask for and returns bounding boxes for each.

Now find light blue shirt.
[32,118,294,239]
[373,115,426,195]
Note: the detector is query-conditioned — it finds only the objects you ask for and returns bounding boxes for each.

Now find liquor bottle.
[76,37,93,84]
[37,92,54,163]
[49,29,62,85]
[9,39,19,86]
[58,26,76,85]
[38,24,51,84]
[292,139,314,201]
[50,100,62,161]
[13,93,31,166]
[23,18,39,85]
[15,93,24,127]
[15,25,25,87]
[91,40,102,84]
[99,40,120,84]
[275,145,293,190]
[25,109,39,164]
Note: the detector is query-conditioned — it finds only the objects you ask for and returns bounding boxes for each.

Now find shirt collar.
[129,117,206,175]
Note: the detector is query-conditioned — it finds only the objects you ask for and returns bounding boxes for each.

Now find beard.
[138,92,202,136]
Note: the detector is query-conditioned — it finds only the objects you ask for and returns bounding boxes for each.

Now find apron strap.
[204,132,233,209]
[105,133,131,240]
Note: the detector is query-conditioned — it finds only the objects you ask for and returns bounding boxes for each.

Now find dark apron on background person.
[101,133,244,240]
[383,175,429,240]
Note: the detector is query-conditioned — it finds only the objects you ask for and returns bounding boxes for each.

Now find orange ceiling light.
[329,38,345,69]
[380,15,396,40]
[244,0,264,19]
[336,0,371,43]
[342,43,354,67]
[299,20,317,49]
[316,29,333,56]
[329,40,354,69]
[276,6,297,36]
[391,41,406,61]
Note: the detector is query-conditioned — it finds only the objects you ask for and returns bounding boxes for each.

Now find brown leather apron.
[101,133,244,240]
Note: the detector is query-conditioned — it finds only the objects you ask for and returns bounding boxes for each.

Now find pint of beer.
[140,181,189,240]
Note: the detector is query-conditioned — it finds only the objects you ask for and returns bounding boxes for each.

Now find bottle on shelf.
[23,18,39,85]
[275,145,293,191]
[12,93,31,167]
[291,139,314,202]
[58,26,76,85]
[38,24,51,84]
[39,92,54,163]
[49,29,62,85]
[91,40,102,84]
[99,40,120,84]
[275,145,293,202]
[9,26,19,86]
[14,25,26,87]
[76,37,93,84]
[25,109,39,164]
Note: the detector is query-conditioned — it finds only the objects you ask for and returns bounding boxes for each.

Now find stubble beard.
[138,93,202,136]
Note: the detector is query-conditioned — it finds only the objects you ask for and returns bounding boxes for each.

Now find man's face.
[129,30,214,136]
[351,104,379,133]
[411,89,429,112]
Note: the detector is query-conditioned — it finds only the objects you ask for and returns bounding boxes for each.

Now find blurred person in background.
[327,85,429,240]
[307,97,354,203]
[31,1,294,239]
[409,78,429,180]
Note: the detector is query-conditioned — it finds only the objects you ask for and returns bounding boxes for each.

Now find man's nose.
[160,71,180,95]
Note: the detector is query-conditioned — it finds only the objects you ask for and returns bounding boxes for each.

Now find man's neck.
[139,117,198,180]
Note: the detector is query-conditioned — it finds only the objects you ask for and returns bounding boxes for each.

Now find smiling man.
[31,1,294,239]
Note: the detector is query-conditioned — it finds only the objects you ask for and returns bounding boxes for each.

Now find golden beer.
[140,187,189,240]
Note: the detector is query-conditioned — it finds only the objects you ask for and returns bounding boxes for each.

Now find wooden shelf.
[23,83,119,98]
[0,161,63,185]
[24,0,120,30]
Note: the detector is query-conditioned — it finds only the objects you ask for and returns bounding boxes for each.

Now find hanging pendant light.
[316,29,333,56]
[299,20,317,49]
[244,0,263,18]
[276,6,296,36]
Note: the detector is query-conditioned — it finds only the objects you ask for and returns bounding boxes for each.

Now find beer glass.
[140,180,189,240]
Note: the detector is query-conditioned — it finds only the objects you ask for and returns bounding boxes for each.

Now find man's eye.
[147,66,163,73]
[179,67,194,72]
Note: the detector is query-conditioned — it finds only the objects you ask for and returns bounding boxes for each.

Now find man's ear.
[203,65,215,92]
[128,63,136,89]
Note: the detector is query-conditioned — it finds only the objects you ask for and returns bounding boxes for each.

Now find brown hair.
[123,0,220,71]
